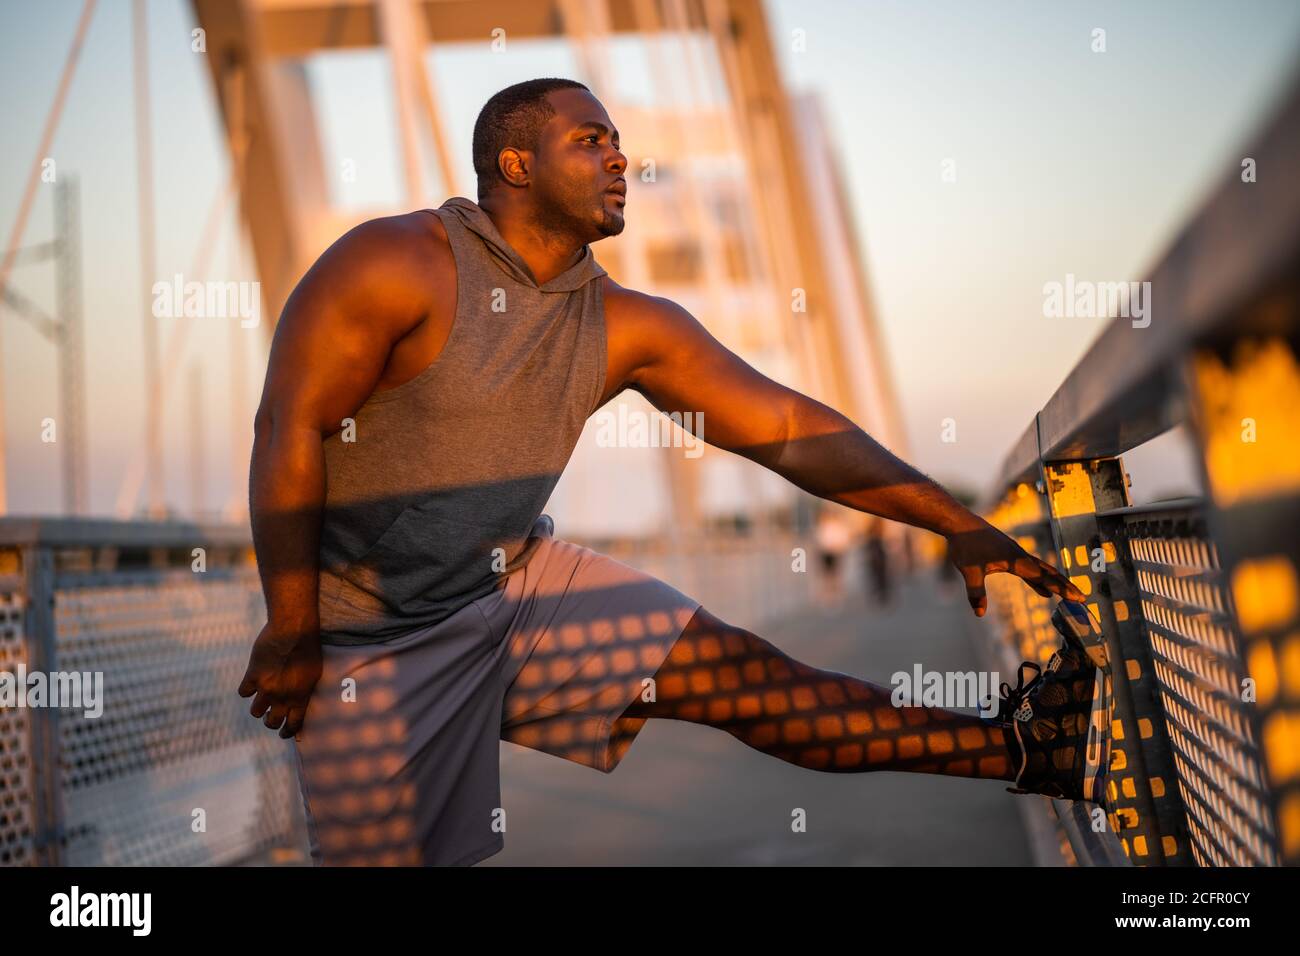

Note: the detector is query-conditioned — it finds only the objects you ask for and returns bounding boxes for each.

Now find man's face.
[530,88,627,241]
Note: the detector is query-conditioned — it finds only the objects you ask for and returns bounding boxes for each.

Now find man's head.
[473,78,627,242]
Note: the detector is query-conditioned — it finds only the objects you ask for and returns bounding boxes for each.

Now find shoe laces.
[998,660,1044,722]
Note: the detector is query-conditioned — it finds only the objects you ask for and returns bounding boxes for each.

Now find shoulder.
[304,211,453,318]
[600,275,713,391]
[602,276,709,352]
[281,211,452,343]
[601,274,693,333]
[326,210,451,280]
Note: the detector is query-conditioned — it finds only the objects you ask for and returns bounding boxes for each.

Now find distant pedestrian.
[863,516,893,607]
[815,508,852,605]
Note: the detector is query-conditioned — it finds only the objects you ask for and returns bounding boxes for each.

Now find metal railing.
[0,517,305,865]
[980,72,1300,866]
[0,514,826,866]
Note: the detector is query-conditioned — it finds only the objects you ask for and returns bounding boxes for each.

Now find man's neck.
[479,195,585,286]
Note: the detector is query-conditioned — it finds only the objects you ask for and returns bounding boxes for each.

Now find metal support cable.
[134,0,164,516]
[0,0,98,514]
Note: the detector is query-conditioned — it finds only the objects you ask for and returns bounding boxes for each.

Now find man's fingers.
[1035,557,1085,601]
[281,705,307,740]
[264,702,288,731]
[237,671,257,698]
[983,557,1011,576]
[1008,554,1078,601]
[1028,580,1053,598]
[249,691,272,719]
[960,564,987,617]
[1009,555,1051,596]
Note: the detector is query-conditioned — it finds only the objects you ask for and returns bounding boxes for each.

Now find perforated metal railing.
[1101,505,1278,866]
[0,515,827,866]
[978,71,1300,867]
[53,567,304,865]
[0,520,309,866]
[0,584,35,866]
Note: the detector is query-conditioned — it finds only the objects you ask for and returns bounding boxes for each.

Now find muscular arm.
[603,281,1084,614]
[241,214,438,736]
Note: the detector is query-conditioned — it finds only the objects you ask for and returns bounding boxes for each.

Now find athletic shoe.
[993,599,1113,804]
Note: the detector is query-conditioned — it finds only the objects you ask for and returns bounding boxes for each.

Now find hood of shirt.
[436,197,608,294]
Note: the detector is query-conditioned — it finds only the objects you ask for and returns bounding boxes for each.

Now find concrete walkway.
[483,571,1034,865]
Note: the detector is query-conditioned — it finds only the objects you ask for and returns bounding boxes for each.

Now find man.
[239,78,1112,866]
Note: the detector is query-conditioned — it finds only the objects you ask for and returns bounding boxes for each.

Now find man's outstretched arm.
[608,286,1084,616]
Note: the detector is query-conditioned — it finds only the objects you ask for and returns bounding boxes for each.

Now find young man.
[239,78,1111,866]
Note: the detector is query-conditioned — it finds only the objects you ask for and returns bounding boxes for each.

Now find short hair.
[472,78,591,200]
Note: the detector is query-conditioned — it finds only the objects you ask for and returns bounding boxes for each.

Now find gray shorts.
[291,515,702,866]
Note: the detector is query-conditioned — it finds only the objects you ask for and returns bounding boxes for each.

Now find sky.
[1,0,1298,522]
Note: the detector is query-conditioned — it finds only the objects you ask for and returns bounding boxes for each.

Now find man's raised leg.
[615,606,1015,781]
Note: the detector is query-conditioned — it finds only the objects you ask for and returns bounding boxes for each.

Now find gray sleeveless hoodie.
[316,197,608,645]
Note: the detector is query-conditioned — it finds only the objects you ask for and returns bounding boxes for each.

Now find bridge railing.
[0,515,822,866]
[0,517,303,865]
[979,72,1300,866]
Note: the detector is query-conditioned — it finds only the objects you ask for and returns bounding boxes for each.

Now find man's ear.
[497,147,532,188]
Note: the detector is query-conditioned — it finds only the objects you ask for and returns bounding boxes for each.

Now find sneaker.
[993,599,1113,804]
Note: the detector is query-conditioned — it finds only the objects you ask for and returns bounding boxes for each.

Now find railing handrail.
[0,515,254,549]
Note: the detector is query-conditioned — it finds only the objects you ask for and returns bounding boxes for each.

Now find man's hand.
[237,624,324,739]
[946,519,1085,617]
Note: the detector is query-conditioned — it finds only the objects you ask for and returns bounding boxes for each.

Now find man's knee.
[651,606,805,701]
[668,606,774,665]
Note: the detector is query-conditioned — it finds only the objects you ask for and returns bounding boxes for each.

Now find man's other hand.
[237,624,324,739]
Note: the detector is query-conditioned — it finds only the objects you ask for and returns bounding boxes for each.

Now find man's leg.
[616,606,1014,781]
